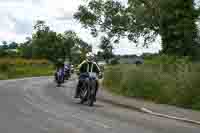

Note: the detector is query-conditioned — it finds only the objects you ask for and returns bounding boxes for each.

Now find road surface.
[0,76,199,133]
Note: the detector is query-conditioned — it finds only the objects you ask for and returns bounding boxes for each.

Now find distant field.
[0,58,54,80]
[103,55,200,110]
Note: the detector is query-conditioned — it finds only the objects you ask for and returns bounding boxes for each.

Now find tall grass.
[0,58,54,80]
[103,55,200,110]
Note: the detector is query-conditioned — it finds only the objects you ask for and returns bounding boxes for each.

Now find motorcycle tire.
[57,81,61,87]
[88,88,95,107]
[80,83,88,104]
[88,98,94,106]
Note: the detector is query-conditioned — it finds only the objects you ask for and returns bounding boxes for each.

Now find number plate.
[89,72,97,78]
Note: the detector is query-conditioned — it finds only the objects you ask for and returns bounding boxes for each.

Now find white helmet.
[86,52,95,62]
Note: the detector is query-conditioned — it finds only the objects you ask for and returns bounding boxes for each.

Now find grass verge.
[103,55,200,110]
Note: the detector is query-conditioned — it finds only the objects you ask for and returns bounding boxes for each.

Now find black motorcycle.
[79,72,102,106]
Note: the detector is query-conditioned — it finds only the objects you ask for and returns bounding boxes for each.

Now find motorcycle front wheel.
[79,83,88,104]
[88,81,96,107]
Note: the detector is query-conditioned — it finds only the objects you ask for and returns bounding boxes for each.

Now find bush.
[110,58,119,65]
[0,63,9,71]
[103,56,200,110]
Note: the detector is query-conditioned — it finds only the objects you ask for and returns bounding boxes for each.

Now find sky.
[0,0,162,55]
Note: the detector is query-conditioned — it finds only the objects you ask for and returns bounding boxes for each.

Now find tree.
[8,42,18,49]
[97,51,103,61]
[19,37,33,58]
[2,41,7,45]
[77,39,92,62]
[17,20,90,64]
[1,41,8,50]
[74,0,200,58]
[62,30,79,63]
[159,0,199,58]
[31,20,63,62]
[99,36,114,63]
[62,30,92,64]
[0,41,8,57]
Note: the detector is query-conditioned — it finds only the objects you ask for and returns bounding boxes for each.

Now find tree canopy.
[0,20,92,65]
[74,0,200,59]
[30,20,92,64]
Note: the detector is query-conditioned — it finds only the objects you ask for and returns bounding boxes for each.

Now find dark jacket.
[78,60,101,74]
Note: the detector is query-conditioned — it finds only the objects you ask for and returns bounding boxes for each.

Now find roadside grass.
[0,58,54,80]
[103,55,200,110]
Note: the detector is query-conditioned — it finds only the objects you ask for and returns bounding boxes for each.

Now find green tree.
[99,36,114,63]
[31,20,63,62]
[0,41,8,57]
[62,30,79,63]
[19,37,33,58]
[77,39,92,61]
[74,0,200,58]
[8,42,18,49]
[1,41,8,50]
[62,30,92,64]
[0,41,19,57]
[159,0,199,58]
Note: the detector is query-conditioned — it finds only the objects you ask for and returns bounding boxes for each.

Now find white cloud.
[0,0,161,55]
[113,36,162,55]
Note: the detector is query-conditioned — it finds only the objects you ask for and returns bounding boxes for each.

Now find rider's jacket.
[77,60,101,74]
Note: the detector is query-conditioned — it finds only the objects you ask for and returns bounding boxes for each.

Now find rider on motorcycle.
[74,52,102,100]
[54,58,65,80]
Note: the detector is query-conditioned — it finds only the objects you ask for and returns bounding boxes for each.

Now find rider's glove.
[98,72,103,79]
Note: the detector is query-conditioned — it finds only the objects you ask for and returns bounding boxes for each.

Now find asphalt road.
[0,76,199,133]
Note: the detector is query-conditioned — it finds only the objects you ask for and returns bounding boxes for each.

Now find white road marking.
[141,108,200,125]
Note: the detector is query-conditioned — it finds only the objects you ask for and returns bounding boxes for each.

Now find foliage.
[103,56,200,110]
[9,20,92,64]
[158,0,199,58]
[62,30,92,63]
[0,41,19,57]
[74,0,200,58]
[31,20,64,62]
[110,57,119,65]
[99,36,114,63]
[19,37,33,58]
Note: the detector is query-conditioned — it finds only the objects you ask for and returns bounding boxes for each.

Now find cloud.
[54,8,74,21]
[6,14,33,35]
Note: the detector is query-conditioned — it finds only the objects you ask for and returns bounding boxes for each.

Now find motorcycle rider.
[74,52,102,100]
[54,58,65,81]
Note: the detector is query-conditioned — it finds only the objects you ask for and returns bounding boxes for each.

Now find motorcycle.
[55,68,65,87]
[79,72,102,106]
